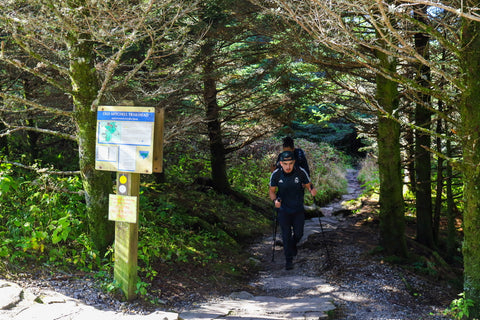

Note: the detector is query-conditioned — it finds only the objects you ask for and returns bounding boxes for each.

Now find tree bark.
[459,14,480,317]
[413,6,434,248]
[202,40,231,193]
[23,76,40,163]
[445,131,456,259]
[67,33,113,253]
[433,101,444,245]
[404,110,415,192]
[375,48,407,258]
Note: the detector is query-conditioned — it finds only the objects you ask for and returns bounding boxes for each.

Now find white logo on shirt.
[295,177,300,184]
[279,179,284,184]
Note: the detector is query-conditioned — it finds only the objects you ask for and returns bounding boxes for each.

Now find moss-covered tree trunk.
[375,50,407,258]
[67,33,113,253]
[459,14,480,317]
[202,40,231,193]
[414,6,434,249]
[0,98,6,154]
[404,112,415,192]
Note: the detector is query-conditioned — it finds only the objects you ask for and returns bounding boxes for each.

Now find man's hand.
[273,198,281,208]
[310,187,317,197]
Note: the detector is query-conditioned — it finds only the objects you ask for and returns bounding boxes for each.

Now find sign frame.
[95,105,155,174]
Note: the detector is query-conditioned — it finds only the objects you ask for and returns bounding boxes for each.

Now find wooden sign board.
[95,106,155,174]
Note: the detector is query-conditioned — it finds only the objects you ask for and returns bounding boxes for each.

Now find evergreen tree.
[0,0,195,252]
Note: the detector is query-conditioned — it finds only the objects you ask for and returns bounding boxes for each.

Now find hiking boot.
[285,260,294,270]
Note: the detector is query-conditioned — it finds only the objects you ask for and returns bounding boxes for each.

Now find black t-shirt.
[269,166,310,214]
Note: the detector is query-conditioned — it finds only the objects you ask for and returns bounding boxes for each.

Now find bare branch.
[0,159,80,176]
[0,125,76,141]
[0,92,72,116]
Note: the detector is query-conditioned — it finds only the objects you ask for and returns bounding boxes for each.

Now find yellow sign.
[108,194,138,223]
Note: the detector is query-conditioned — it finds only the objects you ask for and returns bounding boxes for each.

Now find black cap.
[279,151,295,162]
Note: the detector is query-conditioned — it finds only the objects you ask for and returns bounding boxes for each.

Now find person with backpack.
[269,150,317,270]
[274,136,311,176]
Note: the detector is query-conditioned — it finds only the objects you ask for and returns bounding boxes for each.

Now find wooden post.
[153,108,165,173]
[95,105,163,300]
[114,172,140,300]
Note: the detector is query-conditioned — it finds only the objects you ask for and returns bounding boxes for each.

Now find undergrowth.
[0,138,348,297]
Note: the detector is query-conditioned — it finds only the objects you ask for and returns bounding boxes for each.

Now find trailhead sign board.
[95,105,155,174]
[94,105,163,300]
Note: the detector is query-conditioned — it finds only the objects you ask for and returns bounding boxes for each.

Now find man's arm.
[299,168,316,197]
[304,183,317,197]
[269,186,281,208]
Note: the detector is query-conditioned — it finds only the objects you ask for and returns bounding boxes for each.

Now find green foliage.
[163,141,211,183]
[230,137,350,206]
[0,137,348,301]
[411,260,438,277]
[444,293,476,320]
[228,156,272,198]
[357,154,379,195]
[122,182,269,289]
[300,139,350,205]
[0,164,101,271]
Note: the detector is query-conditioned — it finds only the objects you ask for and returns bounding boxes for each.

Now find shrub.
[0,164,101,271]
[228,137,349,205]
[357,154,379,195]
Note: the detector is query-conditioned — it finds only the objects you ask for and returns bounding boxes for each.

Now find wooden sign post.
[95,105,163,300]
[113,172,140,300]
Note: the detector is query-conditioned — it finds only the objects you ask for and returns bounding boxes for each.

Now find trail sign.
[108,194,138,223]
[95,104,164,301]
[95,106,155,174]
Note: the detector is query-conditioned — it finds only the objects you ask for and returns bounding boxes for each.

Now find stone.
[0,281,23,310]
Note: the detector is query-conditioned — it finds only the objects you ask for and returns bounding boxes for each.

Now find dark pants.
[278,210,305,262]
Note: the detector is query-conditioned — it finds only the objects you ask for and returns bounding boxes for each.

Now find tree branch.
[0,159,80,176]
[0,124,77,141]
[0,92,72,116]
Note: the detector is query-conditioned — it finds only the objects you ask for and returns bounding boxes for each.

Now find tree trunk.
[202,40,231,193]
[404,111,415,192]
[433,101,444,245]
[445,131,456,260]
[414,6,434,249]
[23,76,40,162]
[459,14,480,317]
[0,94,6,154]
[68,33,113,253]
[375,49,407,258]
[0,121,6,155]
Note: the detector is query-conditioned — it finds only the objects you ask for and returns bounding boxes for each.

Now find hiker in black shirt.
[269,151,317,270]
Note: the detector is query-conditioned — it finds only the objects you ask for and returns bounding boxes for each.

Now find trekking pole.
[314,196,331,267]
[271,198,280,262]
[271,208,278,262]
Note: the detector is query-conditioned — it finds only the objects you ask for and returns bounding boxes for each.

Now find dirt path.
[227,168,458,319]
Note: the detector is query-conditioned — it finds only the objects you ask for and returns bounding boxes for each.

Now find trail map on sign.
[99,122,120,143]
[95,106,155,173]
[98,121,153,145]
